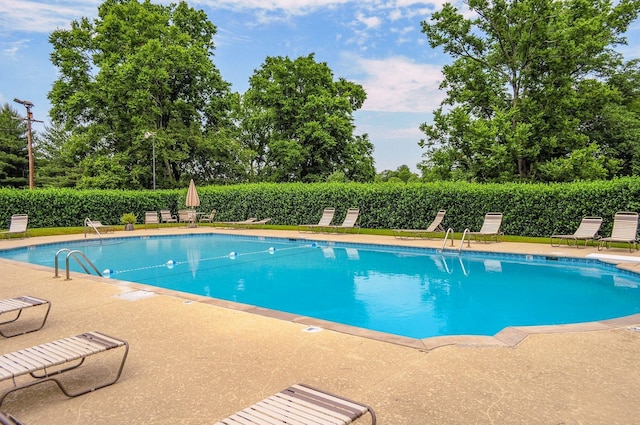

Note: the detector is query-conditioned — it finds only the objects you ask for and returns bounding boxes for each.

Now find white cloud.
[0,0,99,33]
[355,12,382,30]
[1,39,30,58]
[0,0,463,34]
[192,0,353,16]
[349,55,445,113]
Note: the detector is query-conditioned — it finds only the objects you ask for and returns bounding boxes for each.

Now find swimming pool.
[1,234,640,339]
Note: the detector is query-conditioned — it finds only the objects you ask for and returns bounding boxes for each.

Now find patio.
[0,228,639,424]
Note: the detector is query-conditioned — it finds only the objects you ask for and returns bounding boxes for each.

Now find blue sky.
[1,0,638,173]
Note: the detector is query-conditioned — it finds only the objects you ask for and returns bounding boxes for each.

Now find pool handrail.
[54,248,102,280]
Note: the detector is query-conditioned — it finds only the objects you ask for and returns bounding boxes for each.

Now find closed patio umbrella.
[186,179,200,208]
[185,179,200,227]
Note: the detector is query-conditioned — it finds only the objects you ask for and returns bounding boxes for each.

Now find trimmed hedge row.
[2,178,640,237]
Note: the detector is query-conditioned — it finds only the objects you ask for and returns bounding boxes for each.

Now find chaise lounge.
[144,211,160,229]
[233,217,272,229]
[0,331,128,406]
[178,210,197,227]
[84,218,114,236]
[0,296,51,338]
[394,210,446,239]
[299,207,336,233]
[323,208,360,233]
[465,212,504,244]
[213,383,376,424]
[598,211,639,252]
[0,215,28,240]
[550,216,602,248]
[198,210,217,224]
[213,217,257,229]
[160,210,178,225]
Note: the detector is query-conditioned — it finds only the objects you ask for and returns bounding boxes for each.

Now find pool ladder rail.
[84,217,102,240]
[440,228,474,253]
[54,248,102,280]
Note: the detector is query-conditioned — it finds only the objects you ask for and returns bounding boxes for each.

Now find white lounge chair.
[0,331,128,406]
[0,296,50,338]
[394,210,446,239]
[233,217,271,229]
[299,207,336,233]
[213,217,257,229]
[214,383,376,425]
[0,215,28,240]
[550,216,602,247]
[178,210,197,227]
[84,218,114,236]
[324,208,360,233]
[160,210,177,225]
[198,210,217,224]
[598,211,639,252]
[465,212,503,244]
[144,211,159,229]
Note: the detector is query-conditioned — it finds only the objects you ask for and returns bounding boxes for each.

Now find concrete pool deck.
[1,227,639,424]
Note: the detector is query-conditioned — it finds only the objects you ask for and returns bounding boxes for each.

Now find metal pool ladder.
[440,228,456,252]
[84,217,102,240]
[440,228,472,253]
[54,248,102,280]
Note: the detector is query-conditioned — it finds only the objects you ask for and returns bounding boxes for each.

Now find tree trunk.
[518,158,527,180]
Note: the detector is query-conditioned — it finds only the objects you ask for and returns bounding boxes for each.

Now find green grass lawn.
[13,224,551,245]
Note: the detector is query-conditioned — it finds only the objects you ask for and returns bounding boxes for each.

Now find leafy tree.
[585,59,640,176]
[420,0,640,182]
[0,104,28,188]
[34,122,81,187]
[48,0,233,189]
[241,54,375,182]
[376,165,420,183]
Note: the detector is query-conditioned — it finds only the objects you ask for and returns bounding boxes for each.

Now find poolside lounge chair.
[299,207,336,233]
[213,217,257,229]
[465,212,503,244]
[213,383,376,425]
[550,216,602,248]
[598,211,639,252]
[0,331,128,406]
[84,218,114,236]
[0,296,51,338]
[324,208,361,233]
[394,210,446,239]
[0,411,22,425]
[144,211,160,229]
[160,210,178,225]
[232,217,271,229]
[0,215,28,240]
[198,210,217,224]
[178,210,197,227]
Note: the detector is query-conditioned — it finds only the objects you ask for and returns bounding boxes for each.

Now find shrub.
[2,177,640,237]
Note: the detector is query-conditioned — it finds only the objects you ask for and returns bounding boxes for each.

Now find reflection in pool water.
[2,235,640,339]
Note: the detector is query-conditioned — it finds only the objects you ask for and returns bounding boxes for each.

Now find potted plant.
[120,213,137,231]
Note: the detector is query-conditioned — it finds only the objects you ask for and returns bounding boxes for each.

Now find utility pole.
[13,98,42,190]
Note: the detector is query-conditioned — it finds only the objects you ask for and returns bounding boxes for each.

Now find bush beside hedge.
[2,178,640,237]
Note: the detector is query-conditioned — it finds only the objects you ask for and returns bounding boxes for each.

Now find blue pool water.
[1,234,640,339]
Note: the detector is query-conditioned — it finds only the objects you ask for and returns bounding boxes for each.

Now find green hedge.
[2,178,640,237]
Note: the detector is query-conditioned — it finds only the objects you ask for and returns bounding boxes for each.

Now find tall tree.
[35,122,82,188]
[48,0,233,189]
[241,54,375,182]
[0,104,28,188]
[420,0,640,182]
